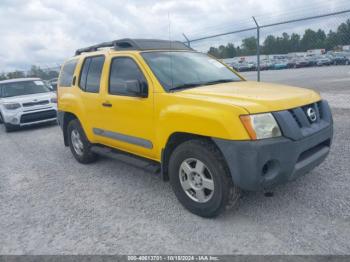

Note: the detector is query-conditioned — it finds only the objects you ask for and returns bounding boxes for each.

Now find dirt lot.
[0,66,349,254]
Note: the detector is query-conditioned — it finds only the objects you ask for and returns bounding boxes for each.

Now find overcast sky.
[0,0,349,71]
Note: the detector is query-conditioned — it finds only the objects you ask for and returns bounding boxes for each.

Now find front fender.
[155,98,250,158]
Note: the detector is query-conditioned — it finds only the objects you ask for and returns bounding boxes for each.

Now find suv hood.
[1,92,56,104]
[179,81,321,113]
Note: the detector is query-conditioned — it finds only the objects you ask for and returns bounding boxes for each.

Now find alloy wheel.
[71,129,84,156]
[179,158,215,203]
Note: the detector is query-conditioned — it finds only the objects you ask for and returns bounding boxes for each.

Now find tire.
[67,119,98,164]
[0,113,3,124]
[168,139,240,218]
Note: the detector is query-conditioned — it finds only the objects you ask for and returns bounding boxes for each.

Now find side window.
[79,56,105,93]
[79,58,91,90]
[109,57,147,96]
[59,59,78,87]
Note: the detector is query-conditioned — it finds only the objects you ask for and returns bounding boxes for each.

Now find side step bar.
[91,145,161,174]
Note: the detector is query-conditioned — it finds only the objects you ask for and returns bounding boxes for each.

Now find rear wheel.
[67,119,97,164]
[169,139,240,217]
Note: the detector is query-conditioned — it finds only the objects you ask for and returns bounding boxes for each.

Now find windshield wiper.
[169,79,239,92]
[202,79,239,85]
[169,83,204,92]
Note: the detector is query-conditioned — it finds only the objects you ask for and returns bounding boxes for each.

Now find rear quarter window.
[59,59,78,87]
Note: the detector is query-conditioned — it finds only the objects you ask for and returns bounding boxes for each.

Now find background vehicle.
[48,78,58,91]
[232,62,250,72]
[316,56,332,66]
[273,60,288,70]
[0,78,57,132]
[332,55,349,65]
[294,58,310,68]
[58,39,333,217]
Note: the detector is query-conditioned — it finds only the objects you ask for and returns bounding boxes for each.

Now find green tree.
[6,71,25,79]
[263,35,276,54]
[325,30,338,50]
[208,19,350,57]
[0,73,7,80]
[337,19,350,45]
[241,36,257,55]
[290,33,301,52]
[208,46,220,58]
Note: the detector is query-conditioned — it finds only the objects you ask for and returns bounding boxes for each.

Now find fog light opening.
[261,160,279,180]
[262,163,269,175]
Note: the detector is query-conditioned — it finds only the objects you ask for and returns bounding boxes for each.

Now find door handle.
[102,102,112,107]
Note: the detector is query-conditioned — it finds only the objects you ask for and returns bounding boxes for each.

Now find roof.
[75,38,192,55]
[0,78,41,84]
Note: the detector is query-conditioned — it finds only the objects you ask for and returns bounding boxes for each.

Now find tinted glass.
[79,58,91,90]
[1,80,51,97]
[59,59,78,87]
[141,51,241,91]
[85,56,105,93]
[109,57,147,96]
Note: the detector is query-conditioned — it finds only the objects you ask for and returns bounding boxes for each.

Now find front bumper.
[213,125,332,191]
[2,106,57,127]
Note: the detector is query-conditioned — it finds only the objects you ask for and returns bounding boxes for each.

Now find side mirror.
[126,80,148,98]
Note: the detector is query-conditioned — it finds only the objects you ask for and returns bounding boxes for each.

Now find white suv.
[0,78,57,132]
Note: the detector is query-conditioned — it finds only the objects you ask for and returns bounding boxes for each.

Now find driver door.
[95,54,156,160]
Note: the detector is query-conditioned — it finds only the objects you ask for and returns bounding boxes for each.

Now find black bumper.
[213,124,333,191]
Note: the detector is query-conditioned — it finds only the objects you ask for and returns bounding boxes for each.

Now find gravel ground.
[0,66,349,254]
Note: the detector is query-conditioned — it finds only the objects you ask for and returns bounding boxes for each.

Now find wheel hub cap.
[179,158,214,203]
[71,129,84,156]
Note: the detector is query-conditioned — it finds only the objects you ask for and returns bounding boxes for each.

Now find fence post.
[182,33,191,47]
[252,17,260,82]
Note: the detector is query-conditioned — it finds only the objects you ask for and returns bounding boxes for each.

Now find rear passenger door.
[78,55,106,134]
[96,55,155,159]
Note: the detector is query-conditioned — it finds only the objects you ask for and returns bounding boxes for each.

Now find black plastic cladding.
[75,38,192,55]
[273,100,332,141]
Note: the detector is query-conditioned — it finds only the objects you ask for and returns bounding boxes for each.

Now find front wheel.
[67,119,98,164]
[169,139,240,217]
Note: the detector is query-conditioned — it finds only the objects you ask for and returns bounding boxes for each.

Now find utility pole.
[252,16,260,82]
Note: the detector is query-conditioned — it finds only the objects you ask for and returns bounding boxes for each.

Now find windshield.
[141,51,242,91]
[0,80,51,98]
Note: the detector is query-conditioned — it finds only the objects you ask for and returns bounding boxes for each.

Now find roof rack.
[75,38,192,55]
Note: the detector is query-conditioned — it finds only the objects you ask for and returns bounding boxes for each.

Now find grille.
[20,110,57,124]
[22,100,49,107]
[272,100,331,141]
[288,101,322,127]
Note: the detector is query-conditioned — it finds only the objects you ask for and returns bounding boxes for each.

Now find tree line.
[208,19,350,59]
[0,65,59,81]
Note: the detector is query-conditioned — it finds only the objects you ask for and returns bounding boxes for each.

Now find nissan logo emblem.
[306,107,317,122]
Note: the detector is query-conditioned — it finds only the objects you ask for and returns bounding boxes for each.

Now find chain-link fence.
[183,9,350,81]
[0,64,61,81]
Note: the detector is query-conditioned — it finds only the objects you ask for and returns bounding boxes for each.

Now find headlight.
[50,97,57,103]
[240,113,281,140]
[3,102,21,110]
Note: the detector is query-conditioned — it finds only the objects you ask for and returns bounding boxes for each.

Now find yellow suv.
[57,39,333,217]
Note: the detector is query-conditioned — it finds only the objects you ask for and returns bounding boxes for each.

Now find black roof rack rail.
[75,38,192,55]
